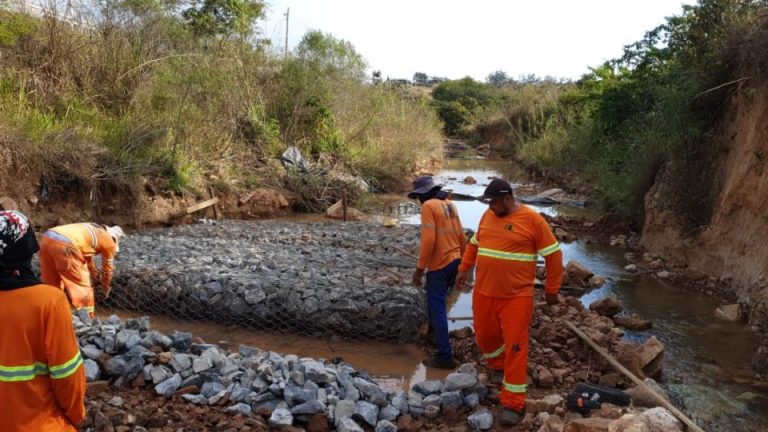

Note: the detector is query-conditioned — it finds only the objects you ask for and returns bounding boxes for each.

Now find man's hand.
[545,292,559,306]
[455,271,472,292]
[412,268,425,287]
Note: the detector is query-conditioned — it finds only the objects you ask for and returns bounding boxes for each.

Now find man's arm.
[412,202,437,286]
[455,212,484,290]
[45,292,86,427]
[85,256,99,282]
[535,214,563,304]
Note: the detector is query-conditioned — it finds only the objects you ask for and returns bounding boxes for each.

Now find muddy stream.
[105,159,767,431]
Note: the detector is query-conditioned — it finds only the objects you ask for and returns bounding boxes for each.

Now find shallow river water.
[110,158,767,431]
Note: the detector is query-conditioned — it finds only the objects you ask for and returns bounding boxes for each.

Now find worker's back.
[0,284,86,432]
[417,198,466,271]
[51,223,115,258]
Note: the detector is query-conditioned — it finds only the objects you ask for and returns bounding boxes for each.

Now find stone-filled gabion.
[77,315,490,430]
[108,221,428,340]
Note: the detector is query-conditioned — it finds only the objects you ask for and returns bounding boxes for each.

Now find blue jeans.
[426,259,460,363]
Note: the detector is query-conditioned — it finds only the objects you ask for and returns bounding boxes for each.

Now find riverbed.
[109,158,767,431]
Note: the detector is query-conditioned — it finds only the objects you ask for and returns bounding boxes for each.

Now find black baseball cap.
[477,178,514,203]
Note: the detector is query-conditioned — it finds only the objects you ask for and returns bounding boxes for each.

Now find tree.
[182,0,264,37]
[486,70,510,86]
[296,30,367,80]
[413,72,428,85]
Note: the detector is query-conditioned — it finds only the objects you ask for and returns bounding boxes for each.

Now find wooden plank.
[186,197,219,214]
[564,321,705,432]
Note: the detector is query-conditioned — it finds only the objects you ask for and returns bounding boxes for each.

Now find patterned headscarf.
[0,210,41,290]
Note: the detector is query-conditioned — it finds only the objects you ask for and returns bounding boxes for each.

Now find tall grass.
[0,3,442,210]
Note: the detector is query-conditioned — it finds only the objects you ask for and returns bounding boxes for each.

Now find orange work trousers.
[473,291,534,411]
[39,235,95,317]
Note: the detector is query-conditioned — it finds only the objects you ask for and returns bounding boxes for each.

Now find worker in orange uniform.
[408,176,466,369]
[0,210,86,431]
[455,178,563,426]
[39,222,126,317]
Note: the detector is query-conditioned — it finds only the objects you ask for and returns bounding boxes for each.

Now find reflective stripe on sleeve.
[0,362,49,382]
[477,248,536,262]
[49,352,83,380]
[538,242,561,256]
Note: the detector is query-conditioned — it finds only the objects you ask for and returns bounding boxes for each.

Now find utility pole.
[284,7,290,60]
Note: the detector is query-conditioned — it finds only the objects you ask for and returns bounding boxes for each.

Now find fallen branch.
[186,197,219,214]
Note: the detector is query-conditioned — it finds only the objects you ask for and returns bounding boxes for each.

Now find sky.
[261,0,695,82]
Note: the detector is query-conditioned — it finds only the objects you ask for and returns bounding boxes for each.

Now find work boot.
[499,407,524,426]
[422,357,458,370]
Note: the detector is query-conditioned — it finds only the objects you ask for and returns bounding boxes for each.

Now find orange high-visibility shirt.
[417,199,466,271]
[0,284,86,431]
[459,205,563,298]
[52,223,117,288]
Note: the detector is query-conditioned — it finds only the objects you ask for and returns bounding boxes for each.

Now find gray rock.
[413,379,443,395]
[354,377,388,406]
[457,363,478,377]
[84,359,101,382]
[154,373,182,397]
[290,400,325,415]
[378,404,399,422]
[170,354,192,372]
[229,385,252,402]
[201,381,226,398]
[226,403,252,416]
[108,396,123,407]
[182,394,209,405]
[105,356,128,377]
[353,400,379,427]
[423,394,441,407]
[284,384,316,406]
[334,400,356,427]
[125,316,150,332]
[150,365,172,384]
[193,357,213,373]
[440,390,463,408]
[338,418,364,432]
[392,392,409,415]
[443,372,478,392]
[290,370,305,385]
[463,393,480,408]
[375,420,398,432]
[81,345,103,360]
[208,389,228,405]
[269,407,293,427]
[468,407,494,430]
[169,330,193,351]
[304,361,328,383]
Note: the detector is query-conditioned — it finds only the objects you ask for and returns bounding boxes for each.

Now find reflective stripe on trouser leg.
[498,295,534,411]
[472,291,506,370]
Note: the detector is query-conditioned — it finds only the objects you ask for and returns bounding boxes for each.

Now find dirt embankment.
[641,83,768,330]
[0,160,295,229]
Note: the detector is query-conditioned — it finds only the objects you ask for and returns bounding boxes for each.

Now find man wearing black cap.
[0,211,86,431]
[408,176,466,369]
[456,178,563,426]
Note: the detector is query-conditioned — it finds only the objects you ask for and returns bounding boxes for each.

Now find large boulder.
[565,261,594,287]
[589,296,623,317]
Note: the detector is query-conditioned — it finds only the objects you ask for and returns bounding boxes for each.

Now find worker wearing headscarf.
[0,210,86,431]
[39,222,126,316]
